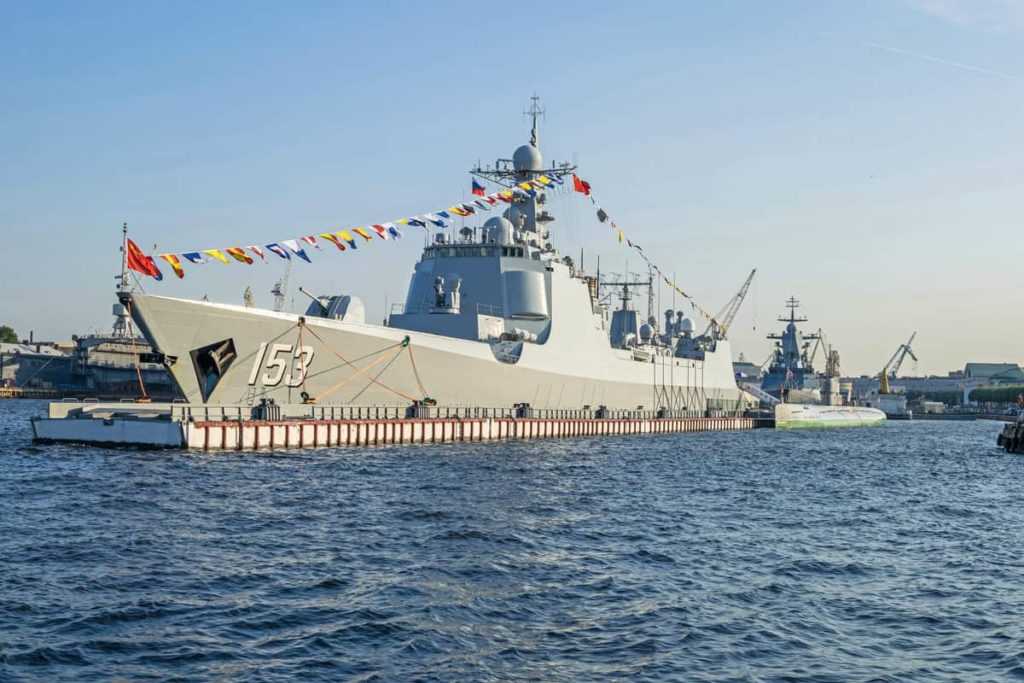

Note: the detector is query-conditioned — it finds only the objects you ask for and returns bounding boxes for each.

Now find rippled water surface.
[2,400,1022,681]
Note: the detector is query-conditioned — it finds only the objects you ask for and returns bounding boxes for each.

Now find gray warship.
[1,301,175,400]
[761,297,825,402]
[125,102,745,413]
[761,298,885,428]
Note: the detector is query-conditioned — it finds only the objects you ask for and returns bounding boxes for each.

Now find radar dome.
[512,143,543,172]
[639,323,654,341]
[484,216,514,245]
[679,318,695,334]
[504,204,527,229]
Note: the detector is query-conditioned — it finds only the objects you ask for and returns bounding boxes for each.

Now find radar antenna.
[600,272,653,314]
[780,296,807,324]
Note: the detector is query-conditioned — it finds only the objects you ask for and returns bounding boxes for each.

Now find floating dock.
[31,401,773,451]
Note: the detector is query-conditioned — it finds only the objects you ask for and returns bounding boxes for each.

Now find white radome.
[484,216,514,245]
[512,143,543,172]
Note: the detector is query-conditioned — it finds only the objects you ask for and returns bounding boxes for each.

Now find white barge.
[32,400,772,451]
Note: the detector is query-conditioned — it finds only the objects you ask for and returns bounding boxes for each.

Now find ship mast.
[464,96,579,261]
[470,96,577,188]
[117,222,130,295]
[112,222,136,339]
[527,94,542,148]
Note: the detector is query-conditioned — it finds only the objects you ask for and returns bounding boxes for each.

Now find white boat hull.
[775,403,886,429]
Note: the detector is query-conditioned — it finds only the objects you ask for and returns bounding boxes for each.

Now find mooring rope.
[296,318,309,399]
[302,325,420,403]
[124,300,149,401]
[347,345,408,404]
[406,344,429,398]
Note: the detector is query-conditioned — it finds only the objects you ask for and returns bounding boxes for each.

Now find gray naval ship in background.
[759,298,885,428]
[125,107,748,414]
[1,299,176,400]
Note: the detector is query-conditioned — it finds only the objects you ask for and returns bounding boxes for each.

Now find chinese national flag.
[126,239,163,280]
[572,174,591,196]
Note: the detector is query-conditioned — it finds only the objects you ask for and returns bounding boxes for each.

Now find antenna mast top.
[524,94,544,147]
[779,296,808,324]
[117,222,130,294]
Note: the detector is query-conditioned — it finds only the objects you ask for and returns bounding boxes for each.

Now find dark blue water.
[1,400,1022,681]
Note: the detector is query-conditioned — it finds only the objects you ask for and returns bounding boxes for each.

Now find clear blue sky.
[2,1,1022,375]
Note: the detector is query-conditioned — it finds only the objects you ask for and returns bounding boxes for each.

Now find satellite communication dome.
[512,143,543,172]
[679,318,695,334]
[505,204,527,229]
[484,216,514,245]
[639,323,653,341]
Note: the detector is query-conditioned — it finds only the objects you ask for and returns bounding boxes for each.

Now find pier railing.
[168,402,750,423]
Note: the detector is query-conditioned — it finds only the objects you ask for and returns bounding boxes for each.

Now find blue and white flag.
[281,239,312,263]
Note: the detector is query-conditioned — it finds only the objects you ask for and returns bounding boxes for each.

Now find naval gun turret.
[298,287,365,322]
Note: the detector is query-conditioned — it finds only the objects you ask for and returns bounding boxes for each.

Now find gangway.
[740,382,780,406]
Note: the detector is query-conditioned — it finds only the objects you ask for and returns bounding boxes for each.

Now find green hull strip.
[776,419,886,430]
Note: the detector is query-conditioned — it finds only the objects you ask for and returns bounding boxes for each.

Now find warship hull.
[775,403,886,429]
[130,294,742,411]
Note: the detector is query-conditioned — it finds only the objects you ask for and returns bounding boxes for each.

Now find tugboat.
[762,298,886,428]
[997,398,1024,453]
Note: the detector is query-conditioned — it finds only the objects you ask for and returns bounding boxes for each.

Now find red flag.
[572,174,591,196]
[126,239,163,280]
[471,179,486,196]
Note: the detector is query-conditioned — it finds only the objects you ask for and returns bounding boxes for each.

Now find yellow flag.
[396,218,409,225]
[353,227,371,240]
[203,249,229,264]
[617,230,624,244]
[226,247,253,264]
[537,175,552,185]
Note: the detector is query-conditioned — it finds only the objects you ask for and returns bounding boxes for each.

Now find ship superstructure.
[125,101,746,413]
[761,298,823,401]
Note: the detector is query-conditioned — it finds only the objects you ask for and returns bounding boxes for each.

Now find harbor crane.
[270,259,292,312]
[706,268,757,340]
[807,328,825,368]
[879,332,918,394]
[805,328,841,377]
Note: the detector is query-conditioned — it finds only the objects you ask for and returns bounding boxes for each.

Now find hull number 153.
[247,342,315,388]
